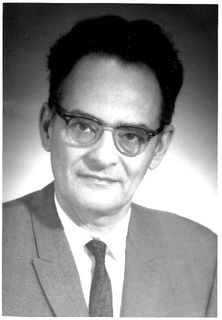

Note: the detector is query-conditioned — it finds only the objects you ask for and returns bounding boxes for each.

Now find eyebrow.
[63,107,156,132]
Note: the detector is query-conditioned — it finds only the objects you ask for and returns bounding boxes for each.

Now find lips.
[78,173,120,183]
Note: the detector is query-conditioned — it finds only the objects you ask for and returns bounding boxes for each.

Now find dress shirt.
[55,195,131,317]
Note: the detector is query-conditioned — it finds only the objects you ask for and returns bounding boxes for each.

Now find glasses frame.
[55,104,164,157]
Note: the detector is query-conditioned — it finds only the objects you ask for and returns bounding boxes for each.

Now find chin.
[70,192,128,215]
[78,199,122,214]
[60,182,131,215]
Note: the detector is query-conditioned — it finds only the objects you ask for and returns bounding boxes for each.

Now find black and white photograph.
[3,3,218,317]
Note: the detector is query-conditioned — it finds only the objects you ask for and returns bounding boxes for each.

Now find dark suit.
[3,183,217,316]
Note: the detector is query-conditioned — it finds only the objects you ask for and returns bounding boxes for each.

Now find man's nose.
[84,130,119,170]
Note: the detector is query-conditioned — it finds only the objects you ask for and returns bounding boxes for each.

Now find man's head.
[40,15,183,223]
[47,15,183,127]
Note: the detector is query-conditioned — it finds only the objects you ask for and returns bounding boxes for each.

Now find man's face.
[42,55,168,220]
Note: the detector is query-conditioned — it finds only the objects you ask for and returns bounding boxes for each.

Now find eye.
[117,127,147,147]
[69,118,97,134]
[124,133,139,142]
[77,121,91,132]
[67,117,99,145]
[121,131,145,145]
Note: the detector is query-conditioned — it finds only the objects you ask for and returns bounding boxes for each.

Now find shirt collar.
[54,194,131,262]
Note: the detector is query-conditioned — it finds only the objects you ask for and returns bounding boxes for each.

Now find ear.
[39,103,54,152]
[149,124,174,170]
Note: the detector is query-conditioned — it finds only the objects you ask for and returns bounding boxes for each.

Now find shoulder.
[3,191,40,248]
[132,203,217,258]
[3,183,54,233]
[3,190,40,224]
[132,202,216,238]
[3,183,55,265]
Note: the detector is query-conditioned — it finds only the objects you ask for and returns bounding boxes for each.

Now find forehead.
[60,55,162,128]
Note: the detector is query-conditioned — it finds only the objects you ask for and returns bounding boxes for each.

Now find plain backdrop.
[3,3,218,232]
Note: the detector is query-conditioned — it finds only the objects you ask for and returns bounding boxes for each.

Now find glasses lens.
[67,117,99,146]
[116,127,148,156]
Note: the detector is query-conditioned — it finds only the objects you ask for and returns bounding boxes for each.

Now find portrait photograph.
[2,3,218,317]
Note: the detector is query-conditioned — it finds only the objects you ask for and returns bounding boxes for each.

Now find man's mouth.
[78,173,120,183]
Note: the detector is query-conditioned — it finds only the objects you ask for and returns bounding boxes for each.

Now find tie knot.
[86,239,106,263]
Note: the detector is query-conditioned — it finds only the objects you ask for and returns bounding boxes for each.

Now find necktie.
[86,239,113,317]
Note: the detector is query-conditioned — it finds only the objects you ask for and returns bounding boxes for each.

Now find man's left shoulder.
[130,203,217,317]
[132,203,217,256]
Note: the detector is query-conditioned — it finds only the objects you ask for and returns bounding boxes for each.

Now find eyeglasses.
[55,105,163,157]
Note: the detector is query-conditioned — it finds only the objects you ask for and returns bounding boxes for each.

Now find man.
[3,15,217,317]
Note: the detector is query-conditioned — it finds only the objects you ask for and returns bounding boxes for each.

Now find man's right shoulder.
[3,191,40,234]
[3,183,54,223]
[4,189,39,213]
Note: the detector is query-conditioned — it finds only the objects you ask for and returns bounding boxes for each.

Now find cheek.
[51,144,85,174]
[50,130,81,178]
[123,145,156,186]
[124,157,150,186]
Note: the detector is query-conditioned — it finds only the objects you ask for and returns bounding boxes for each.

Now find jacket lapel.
[31,183,88,316]
[121,203,164,317]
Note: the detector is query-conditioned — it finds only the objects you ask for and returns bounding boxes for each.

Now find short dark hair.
[47,15,183,126]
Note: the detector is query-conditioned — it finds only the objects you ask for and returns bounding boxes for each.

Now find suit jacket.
[3,183,217,317]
